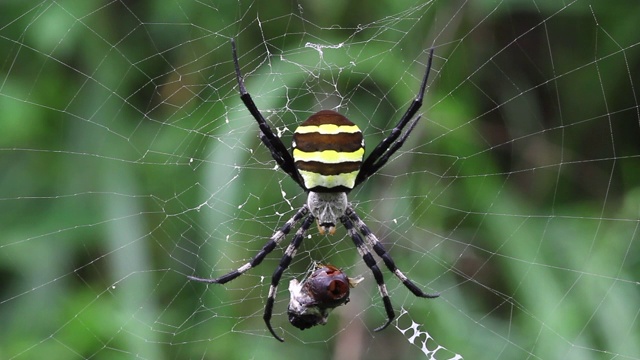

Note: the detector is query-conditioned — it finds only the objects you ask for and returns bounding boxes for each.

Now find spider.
[188,38,438,342]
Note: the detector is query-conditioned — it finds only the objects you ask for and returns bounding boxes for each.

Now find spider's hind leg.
[354,48,434,188]
[230,38,304,189]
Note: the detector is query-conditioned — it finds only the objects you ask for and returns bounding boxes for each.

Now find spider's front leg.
[187,206,309,284]
[264,214,315,342]
[339,213,396,331]
[346,208,439,299]
[340,207,439,332]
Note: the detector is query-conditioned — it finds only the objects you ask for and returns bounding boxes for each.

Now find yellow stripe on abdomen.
[298,170,360,190]
[293,148,364,164]
[294,124,361,135]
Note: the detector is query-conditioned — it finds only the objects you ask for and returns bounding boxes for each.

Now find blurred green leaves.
[1,1,639,359]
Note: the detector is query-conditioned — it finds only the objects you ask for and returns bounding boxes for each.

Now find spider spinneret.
[188,38,438,342]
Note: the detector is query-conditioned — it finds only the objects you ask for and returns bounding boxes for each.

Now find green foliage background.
[1,1,639,359]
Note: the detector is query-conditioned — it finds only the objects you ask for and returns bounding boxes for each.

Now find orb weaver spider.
[189,38,438,342]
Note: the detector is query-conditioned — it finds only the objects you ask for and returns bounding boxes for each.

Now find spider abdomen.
[292,110,365,192]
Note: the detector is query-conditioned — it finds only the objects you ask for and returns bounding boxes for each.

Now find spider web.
[1,0,639,359]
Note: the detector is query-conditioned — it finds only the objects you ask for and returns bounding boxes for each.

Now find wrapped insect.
[288,263,363,330]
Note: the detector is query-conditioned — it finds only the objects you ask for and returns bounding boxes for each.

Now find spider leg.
[365,115,422,178]
[187,205,309,284]
[355,48,434,188]
[264,214,315,342]
[231,38,305,189]
[346,207,439,298]
[339,213,395,332]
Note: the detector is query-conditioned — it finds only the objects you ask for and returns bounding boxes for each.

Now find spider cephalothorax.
[189,38,438,342]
